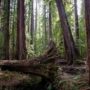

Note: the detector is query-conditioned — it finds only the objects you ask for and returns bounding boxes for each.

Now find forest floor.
[0,41,89,90]
[58,63,89,90]
[0,60,89,90]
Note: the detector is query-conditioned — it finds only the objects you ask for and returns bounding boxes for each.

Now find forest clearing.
[0,0,90,90]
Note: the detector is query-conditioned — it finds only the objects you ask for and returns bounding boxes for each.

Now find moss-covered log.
[0,41,62,90]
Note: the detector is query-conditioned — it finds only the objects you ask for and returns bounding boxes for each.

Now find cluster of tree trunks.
[55,0,79,65]
[0,0,80,65]
[0,0,90,89]
[0,0,27,60]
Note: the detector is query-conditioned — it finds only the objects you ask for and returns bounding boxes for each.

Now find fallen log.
[0,40,60,72]
[62,66,86,75]
[0,40,62,89]
[0,63,50,79]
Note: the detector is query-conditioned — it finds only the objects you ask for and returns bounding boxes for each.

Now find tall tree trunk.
[28,1,31,32]
[74,0,79,46]
[44,3,47,48]
[85,0,90,85]
[30,0,34,45]
[16,0,26,60]
[11,0,16,59]
[55,0,79,65]
[0,0,1,6]
[0,0,1,15]
[43,3,48,49]
[49,1,52,41]
[3,0,10,59]
[34,0,37,53]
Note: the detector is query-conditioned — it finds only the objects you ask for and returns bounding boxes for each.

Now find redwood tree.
[16,0,26,60]
[30,0,34,45]
[3,0,10,59]
[49,1,52,41]
[74,0,79,46]
[85,0,90,84]
[0,0,1,6]
[55,0,79,65]
[34,0,38,52]
[43,3,47,48]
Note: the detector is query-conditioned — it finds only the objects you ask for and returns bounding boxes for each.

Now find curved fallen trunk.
[0,41,61,90]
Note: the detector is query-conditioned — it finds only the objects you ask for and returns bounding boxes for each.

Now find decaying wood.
[0,71,30,86]
[0,63,51,80]
[0,40,61,87]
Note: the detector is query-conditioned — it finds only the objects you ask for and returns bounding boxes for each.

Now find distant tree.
[3,0,10,59]
[49,1,52,41]
[74,0,79,46]
[16,0,26,60]
[34,0,38,52]
[0,0,1,6]
[28,1,31,32]
[30,0,34,45]
[11,0,16,59]
[43,2,47,48]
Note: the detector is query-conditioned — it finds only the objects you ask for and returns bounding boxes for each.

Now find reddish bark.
[43,3,47,47]
[16,0,26,60]
[55,0,79,65]
[85,0,90,85]
[49,1,52,40]
[30,0,34,44]
[74,0,79,45]
[3,0,10,59]
[0,0,1,6]
[0,0,1,14]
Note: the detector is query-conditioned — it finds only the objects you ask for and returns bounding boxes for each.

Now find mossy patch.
[0,71,41,87]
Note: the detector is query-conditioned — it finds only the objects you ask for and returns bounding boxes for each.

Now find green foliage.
[0,0,87,59]
[79,17,87,57]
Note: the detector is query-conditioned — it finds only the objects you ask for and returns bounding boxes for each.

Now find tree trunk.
[11,0,16,59]
[43,3,48,48]
[28,1,31,32]
[0,0,1,7]
[55,0,79,65]
[34,0,37,53]
[85,0,90,85]
[16,0,26,60]
[3,0,10,59]
[74,0,79,46]
[49,1,52,41]
[30,0,34,45]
